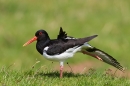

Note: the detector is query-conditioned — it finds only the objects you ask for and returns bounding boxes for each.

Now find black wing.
[47,35,98,55]
[57,27,67,40]
[57,27,76,40]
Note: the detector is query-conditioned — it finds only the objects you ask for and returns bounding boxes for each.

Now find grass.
[0,66,129,86]
[0,0,130,85]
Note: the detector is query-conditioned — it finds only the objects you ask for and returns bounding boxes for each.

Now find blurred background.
[0,0,130,71]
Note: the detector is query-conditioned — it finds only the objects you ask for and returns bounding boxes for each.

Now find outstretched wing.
[81,44,124,71]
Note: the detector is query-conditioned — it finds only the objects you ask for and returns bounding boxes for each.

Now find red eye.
[39,32,42,35]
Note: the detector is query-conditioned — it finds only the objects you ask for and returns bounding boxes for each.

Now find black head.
[23,29,50,47]
[35,30,50,41]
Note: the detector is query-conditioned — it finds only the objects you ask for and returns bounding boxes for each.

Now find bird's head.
[23,30,49,46]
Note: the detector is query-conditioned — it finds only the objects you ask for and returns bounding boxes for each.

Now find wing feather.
[81,44,124,71]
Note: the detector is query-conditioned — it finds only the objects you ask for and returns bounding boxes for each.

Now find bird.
[23,27,124,78]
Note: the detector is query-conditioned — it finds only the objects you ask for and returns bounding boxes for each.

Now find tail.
[81,44,124,71]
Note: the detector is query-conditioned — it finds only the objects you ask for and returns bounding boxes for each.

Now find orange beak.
[23,36,37,46]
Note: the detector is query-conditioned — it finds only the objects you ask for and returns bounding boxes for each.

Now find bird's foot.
[95,56,103,61]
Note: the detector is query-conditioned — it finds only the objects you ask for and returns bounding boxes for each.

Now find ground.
[54,61,130,78]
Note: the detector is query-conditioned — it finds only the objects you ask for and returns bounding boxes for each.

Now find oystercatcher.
[23,27,124,78]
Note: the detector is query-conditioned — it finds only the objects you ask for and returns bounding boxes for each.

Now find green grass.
[0,0,130,85]
[0,66,129,86]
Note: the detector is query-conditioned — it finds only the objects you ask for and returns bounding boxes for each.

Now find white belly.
[43,46,81,61]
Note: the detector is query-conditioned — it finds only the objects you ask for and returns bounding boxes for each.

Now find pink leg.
[95,55,103,61]
[82,51,103,61]
[60,65,63,78]
[60,61,64,78]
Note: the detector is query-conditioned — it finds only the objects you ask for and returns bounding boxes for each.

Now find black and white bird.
[23,27,124,78]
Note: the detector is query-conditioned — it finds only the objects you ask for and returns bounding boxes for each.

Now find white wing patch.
[65,36,76,39]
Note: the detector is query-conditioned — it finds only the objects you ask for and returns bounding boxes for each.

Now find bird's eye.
[39,32,43,35]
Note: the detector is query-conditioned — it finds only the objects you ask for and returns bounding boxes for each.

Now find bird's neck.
[36,39,50,55]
